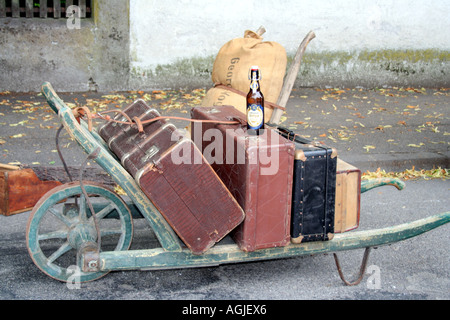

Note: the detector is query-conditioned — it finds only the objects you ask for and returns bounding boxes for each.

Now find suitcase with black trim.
[273,126,337,244]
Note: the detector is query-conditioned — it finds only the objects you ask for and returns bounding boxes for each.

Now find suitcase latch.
[141,145,160,164]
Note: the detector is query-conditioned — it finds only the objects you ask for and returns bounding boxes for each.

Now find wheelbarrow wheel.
[26,181,133,283]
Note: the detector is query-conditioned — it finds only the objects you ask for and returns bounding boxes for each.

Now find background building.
[1,0,449,92]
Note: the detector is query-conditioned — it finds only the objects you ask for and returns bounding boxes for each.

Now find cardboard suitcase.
[99,101,245,255]
[272,126,337,244]
[334,159,361,233]
[191,106,295,252]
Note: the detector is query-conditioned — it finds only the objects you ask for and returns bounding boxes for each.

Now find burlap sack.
[201,30,287,121]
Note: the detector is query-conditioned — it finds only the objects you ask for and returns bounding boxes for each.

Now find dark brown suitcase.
[108,108,165,161]
[191,106,295,252]
[97,99,155,143]
[100,101,245,255]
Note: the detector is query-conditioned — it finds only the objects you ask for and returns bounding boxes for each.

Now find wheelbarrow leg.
[333,247,372,286]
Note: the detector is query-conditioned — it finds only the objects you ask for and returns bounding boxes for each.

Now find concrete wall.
[0,0,130,92]
[129,0,450,89]
[0,0,449,92]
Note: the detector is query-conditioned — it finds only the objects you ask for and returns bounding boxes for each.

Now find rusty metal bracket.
[333,247,372,286]
[78,241,101,273]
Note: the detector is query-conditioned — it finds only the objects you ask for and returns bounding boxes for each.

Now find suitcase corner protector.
[331,148,338,159]
[290,236,304,244]
[294,150,306,162]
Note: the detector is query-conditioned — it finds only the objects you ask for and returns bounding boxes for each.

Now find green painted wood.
[98,211,450,271]
[361,178,406,194]
[41,82,182,252]
[91,201,144,220]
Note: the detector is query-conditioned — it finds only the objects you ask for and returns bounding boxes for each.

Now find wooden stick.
[256,26,266,37]
[269,31,316,125]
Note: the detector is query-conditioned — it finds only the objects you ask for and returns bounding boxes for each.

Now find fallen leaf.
[431,127,439,133]
[363,145,376,152]
[407,143,425,148]
[102,94,126,100]
[114,185,127,196]
[9,134,25,138]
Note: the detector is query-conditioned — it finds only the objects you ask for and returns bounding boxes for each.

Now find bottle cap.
[251,66,260,70]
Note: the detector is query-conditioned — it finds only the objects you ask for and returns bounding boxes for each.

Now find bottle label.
[247,104,264,129]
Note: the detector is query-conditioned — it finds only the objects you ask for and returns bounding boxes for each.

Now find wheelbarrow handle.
[41,82,67,114]
[361,178,406,193]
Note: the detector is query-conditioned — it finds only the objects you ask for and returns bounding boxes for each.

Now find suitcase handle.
[267,124,314,145]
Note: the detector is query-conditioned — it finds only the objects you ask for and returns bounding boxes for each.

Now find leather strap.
[214,84,286,111]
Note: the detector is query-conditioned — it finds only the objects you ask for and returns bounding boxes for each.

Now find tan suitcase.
[334,159,361,233]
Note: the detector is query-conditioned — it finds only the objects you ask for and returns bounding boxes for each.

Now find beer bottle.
[246,66,264,135]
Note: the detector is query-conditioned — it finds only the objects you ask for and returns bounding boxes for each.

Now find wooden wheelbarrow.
[24,82,449,284]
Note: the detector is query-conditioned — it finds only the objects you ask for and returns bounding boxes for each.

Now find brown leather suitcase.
[97,99,155,144]
[99,101,245,255]
[334,159,361,233]
[191,106,295,252]
[108,108,165,161]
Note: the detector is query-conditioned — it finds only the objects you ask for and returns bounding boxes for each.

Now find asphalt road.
[0,179,448,301]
